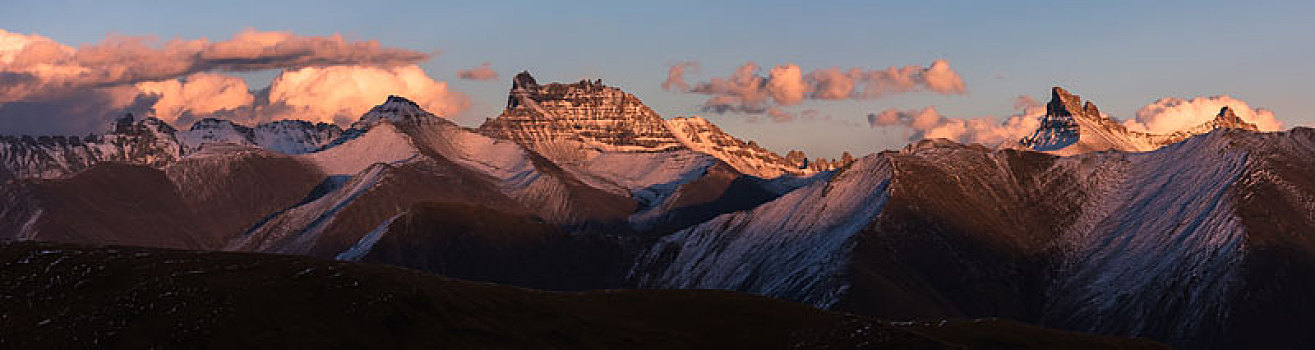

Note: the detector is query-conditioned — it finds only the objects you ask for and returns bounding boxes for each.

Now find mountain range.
[1,73,1310,348]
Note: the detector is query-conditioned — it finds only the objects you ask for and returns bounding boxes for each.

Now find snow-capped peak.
[352,95,440,130]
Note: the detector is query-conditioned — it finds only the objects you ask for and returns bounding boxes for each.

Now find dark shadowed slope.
[0,241,1163,349]
[351,201,642,291]
[0,163,215,249]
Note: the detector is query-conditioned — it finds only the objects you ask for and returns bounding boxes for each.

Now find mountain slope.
[474,72,795,230]
[0,163,215,249]
[665,116,815,178]
[632,128,1315,349]
[633,154,893,308]
[163,145,327,245]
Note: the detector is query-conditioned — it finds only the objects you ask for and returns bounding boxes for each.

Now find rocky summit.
[477,72,686,162]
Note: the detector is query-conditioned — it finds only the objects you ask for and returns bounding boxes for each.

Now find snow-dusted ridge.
[633,154,893,308]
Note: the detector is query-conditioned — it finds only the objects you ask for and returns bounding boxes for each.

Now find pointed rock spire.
[1048,87,1084,118]
[1211,106,1259,131]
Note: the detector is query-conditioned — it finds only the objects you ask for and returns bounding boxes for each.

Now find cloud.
[680,59,966,119]
[0,28,467,135]
[691,62,772,113]
[807,67,857,100]
[457,62,499,81]
[135,72,255,123]
[661,61,698,92]
[0,28,430,103]
[1013,94,1039,111]
[1125,95,1281,133]
[766,107,794,122]
[766,64,806,106]
[921,59,966,94]
[265,65,468,124]
[868,101,1045,146]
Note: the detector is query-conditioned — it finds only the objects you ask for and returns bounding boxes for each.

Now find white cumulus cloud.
[1126,95,1281,133]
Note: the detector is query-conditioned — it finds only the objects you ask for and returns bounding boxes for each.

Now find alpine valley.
[3,73,1312,349]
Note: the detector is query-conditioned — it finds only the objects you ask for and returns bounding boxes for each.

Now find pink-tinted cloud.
[0,28,467,134]
[266,65,469,124]
[661,61,698,92]
[807,67,857,100]
[691,62,772,113]
[680,59,966,118]
[1013,94,1040,111]
[766,106,794,122]
[457,62,499,81]
[1125,95,1282,133]
[0,28,431,103]
[868,100,1045,147]
[135,72,255,123]
[766,64,806,106]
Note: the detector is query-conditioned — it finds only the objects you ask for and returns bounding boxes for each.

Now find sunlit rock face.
[477,72,685,163]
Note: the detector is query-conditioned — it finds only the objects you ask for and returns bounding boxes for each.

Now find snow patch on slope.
[665,116,811,179]
[632,154,893,308]
[303,123,419,175]
[1047,132,1250,344]
[335,211,405,261]
[227,164,389,254]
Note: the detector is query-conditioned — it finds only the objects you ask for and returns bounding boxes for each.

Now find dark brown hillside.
[163,146,326,245]
[360,201,638,290]
[840,144,1085,321]
[0,163,214,249]
[1222,127,1315,349]
[646,162,782,233]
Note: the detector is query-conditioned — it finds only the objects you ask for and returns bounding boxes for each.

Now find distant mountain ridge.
[0,75,1310,349]
[1018,87,1259,155]
[0,114,341,180]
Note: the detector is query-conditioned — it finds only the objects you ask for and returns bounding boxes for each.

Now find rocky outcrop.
[665,116,813,178]
[478,72,685,162]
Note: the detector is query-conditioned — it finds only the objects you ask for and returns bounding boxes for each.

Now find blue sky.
[3,0,1313,157]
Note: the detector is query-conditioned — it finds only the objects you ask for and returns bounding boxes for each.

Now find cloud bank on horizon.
[0,28,467,134]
